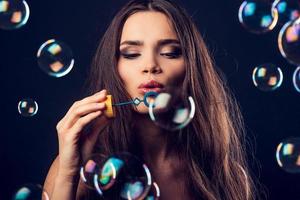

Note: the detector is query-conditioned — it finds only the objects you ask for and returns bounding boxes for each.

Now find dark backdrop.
[0,0,299,199]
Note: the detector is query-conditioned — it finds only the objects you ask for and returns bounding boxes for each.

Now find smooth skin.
[44,11,191,200]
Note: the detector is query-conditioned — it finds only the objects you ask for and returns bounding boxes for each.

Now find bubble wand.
[103,91,158,118]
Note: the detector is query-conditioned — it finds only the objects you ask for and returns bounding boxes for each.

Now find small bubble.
[276,137,300,173]
[252,63,283,91]
[18,98,38,117]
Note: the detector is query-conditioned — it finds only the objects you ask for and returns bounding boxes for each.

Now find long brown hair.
[85,0,257,199]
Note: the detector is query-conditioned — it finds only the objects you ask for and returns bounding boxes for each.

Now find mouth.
[138,80,164,94]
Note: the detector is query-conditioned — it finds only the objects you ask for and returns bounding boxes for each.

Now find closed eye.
[160,50,182,59]
[120,53,141,59]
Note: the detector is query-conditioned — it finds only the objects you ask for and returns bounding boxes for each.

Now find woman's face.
[117,11,185,113]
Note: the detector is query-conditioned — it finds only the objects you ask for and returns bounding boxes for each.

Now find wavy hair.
[85,0,257,199]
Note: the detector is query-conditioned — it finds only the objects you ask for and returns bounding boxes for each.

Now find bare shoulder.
[43,155,88,200]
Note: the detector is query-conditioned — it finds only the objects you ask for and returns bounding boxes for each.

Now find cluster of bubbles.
[239,0,300,92]
[80,153,160,200]
[17,38,74,117]
[0,1,75,117]
[239,1,300,174]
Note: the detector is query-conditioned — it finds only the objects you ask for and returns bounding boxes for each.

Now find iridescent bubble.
[238,0,278,34]
[12,184,49,200]
[18,98,38,117]
[276,137,300,173]
[0,0,29,30]
[278,18,300,65]
[272,0,300,25]
[37,39,74,78]
[293,66,300,92]
[148,89,195,131]
[252,64,283,91]
[81,153,152,200]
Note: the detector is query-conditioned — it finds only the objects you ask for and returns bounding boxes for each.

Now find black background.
[0,0,299,199]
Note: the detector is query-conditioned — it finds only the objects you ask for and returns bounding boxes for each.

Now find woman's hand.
[55,89,109,181]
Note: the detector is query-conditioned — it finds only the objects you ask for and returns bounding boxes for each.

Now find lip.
[138,80,164,94]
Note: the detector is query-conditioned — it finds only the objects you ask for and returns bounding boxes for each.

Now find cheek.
[117,63,137,92]
[164,63,186,85]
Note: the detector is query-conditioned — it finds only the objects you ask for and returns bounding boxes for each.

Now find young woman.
[43,0,256,199]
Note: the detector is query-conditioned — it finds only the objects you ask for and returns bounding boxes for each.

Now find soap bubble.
[252,63,283,91]
[0,0,29,30]
[37,39,74,78]
[80,153,152,199]
[272,0,300,25]
[293,66,300,92]
[278,17,300,65]
[18,98,38,117]
[12,184,49,200]
[238,0,278,34]
[148,89,195,131]
[276,137,300,173]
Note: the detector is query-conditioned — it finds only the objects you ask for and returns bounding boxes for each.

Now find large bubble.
[252,63,283,91]
[278,17,300,65]
[148,89,195,131]
[0,0,29,30]
[238,0,278,34]
[80,153,152,199]
[37,39,74,78]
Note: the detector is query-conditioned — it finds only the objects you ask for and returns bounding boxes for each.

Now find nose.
[142,55,162,74]
[143,65,162,74]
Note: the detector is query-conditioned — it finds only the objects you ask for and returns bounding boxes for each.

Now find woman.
[43,0,256,199]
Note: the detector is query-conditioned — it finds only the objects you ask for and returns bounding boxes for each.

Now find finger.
[57,90,107,132]
[72,90,107,110]
[63,102,106,130]
[69,110,103,138]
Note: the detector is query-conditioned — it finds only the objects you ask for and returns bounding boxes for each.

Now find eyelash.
[120,49,182,59]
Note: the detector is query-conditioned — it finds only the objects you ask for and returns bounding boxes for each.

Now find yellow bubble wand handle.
[104,95,115,118]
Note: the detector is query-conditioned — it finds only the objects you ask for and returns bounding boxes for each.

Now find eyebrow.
[120,39,180,47]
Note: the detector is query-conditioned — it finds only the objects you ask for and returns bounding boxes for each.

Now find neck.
[132,113,173,165]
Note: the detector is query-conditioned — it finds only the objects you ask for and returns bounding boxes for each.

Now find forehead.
[120,11,178,42]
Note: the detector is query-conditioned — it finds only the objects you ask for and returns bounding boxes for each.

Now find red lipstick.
[138,80,164,94]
